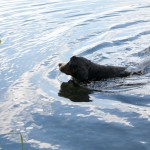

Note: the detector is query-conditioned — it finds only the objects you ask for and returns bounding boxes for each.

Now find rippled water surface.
[0,0,150,149]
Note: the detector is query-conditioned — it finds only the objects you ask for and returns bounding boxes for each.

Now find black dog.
[59,56,132,82]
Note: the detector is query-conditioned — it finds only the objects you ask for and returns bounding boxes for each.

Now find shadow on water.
[58,80,93,102]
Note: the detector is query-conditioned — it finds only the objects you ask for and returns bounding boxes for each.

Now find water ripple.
[0,0,150,149]
[110,20,150,30]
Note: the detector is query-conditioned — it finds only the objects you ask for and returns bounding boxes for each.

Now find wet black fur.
[59,56,130,82]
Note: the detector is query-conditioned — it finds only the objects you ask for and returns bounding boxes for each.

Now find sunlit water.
[0,0,150,149]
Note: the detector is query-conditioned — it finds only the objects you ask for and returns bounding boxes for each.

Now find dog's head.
[59,56,91,82]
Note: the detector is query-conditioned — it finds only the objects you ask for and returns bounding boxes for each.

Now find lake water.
[0,0,150,149]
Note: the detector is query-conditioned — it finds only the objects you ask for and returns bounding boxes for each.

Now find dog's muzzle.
[58,63,63,67]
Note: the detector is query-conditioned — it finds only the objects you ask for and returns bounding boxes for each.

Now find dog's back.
[87,62,130,81]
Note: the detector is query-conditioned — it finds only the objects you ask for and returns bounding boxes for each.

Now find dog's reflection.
[58,80,92,102]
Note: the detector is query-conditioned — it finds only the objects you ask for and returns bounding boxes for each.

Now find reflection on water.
[58,80,92,102]
[0,0,150,149]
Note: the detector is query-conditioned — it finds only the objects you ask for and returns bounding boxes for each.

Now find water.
[0,0,150,149]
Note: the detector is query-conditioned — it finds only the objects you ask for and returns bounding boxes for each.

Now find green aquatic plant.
[10,130,24,150]
[0,40,2,44]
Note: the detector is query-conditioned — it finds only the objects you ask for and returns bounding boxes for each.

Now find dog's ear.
[69,56,88,82]
[76,67,88,82]
[71,65,88,82]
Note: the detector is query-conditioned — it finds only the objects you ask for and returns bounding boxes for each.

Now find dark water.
[0,0,150,149]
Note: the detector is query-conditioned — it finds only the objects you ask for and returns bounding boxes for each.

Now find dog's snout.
[58,63,62,67]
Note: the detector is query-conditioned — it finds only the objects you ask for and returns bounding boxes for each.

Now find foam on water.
[126,57,150,73]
